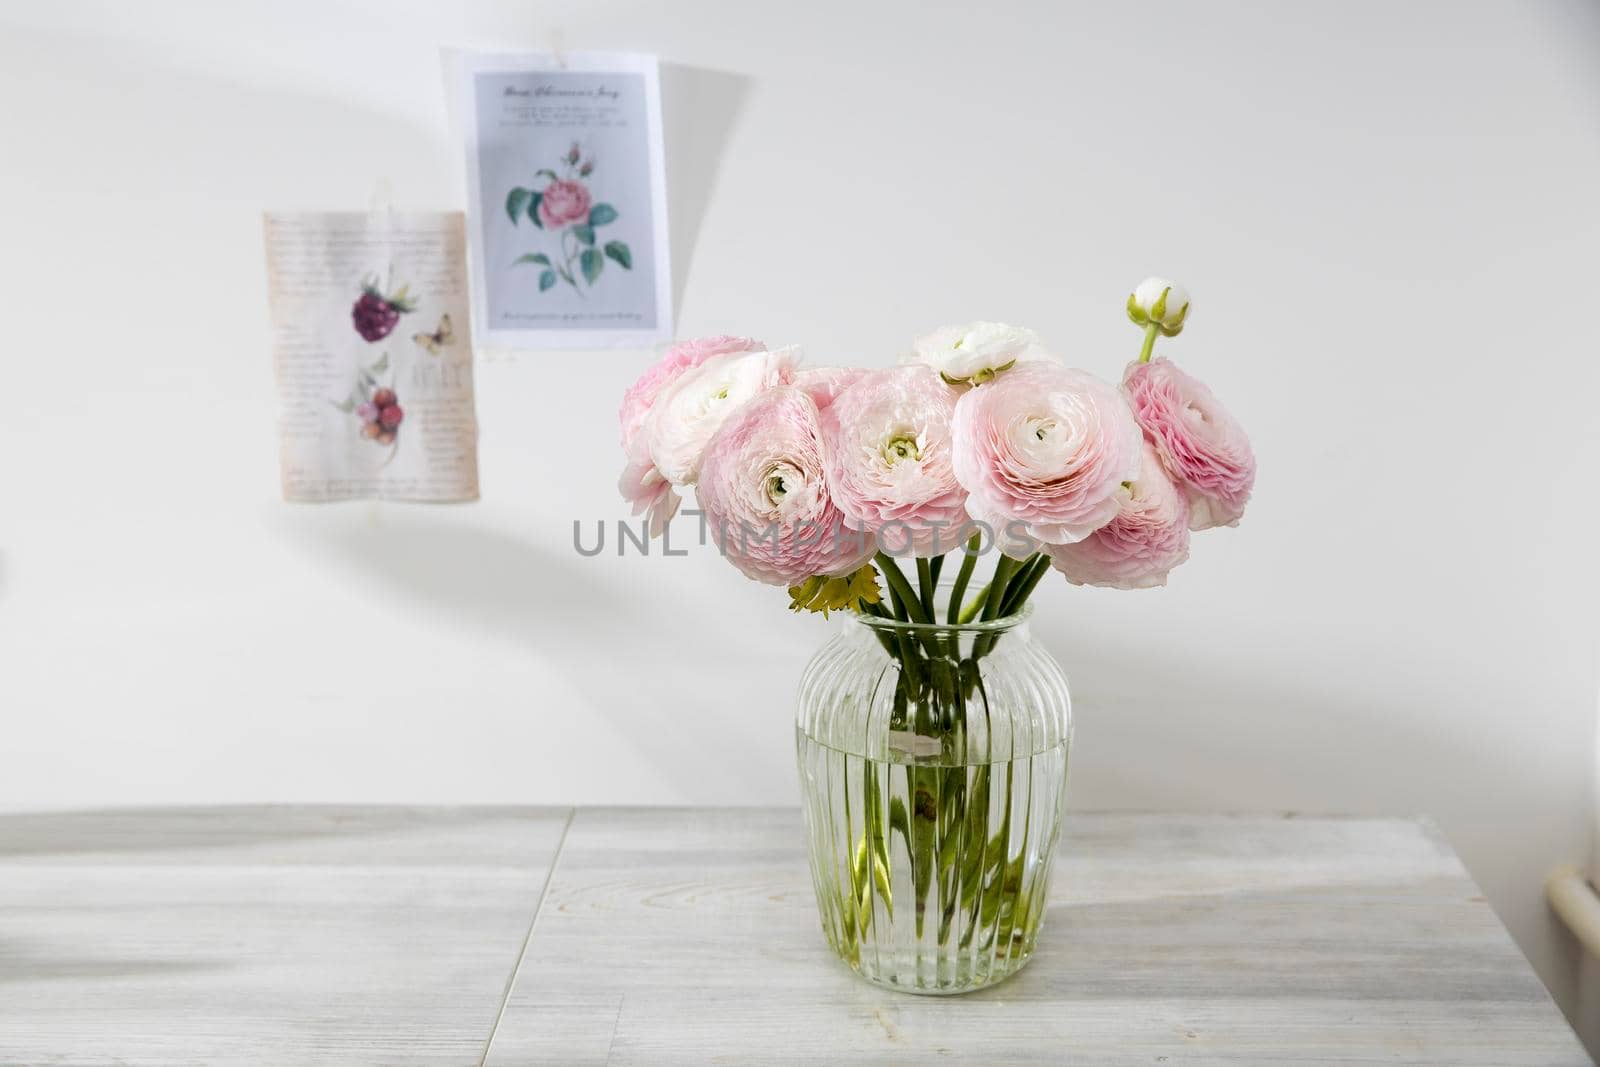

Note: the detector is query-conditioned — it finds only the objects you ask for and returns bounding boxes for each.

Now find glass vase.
[795,603,1072,994]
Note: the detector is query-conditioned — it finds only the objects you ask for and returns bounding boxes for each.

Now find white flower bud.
[1126,277,1191,336]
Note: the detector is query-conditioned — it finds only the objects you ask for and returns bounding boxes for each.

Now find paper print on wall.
[263,211,480,502]
[448,50,672,350]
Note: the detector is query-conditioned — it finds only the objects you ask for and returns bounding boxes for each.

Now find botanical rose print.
[508,144,632,295]
[792,367,868,412]
[644,346,797,486]
[1046,442,1190,589]
[536,178,592,228]
[951,362,1143,546]
[696,386,875,586]
[824,366,967,556]
[619,336,766,454]
[904,321,1056,386]
[1122,357,1256,529]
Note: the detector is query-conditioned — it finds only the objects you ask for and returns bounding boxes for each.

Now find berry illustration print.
[505,142,633,295]
[352,271,416,341]
[332,351,403,459]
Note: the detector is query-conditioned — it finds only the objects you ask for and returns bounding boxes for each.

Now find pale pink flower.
[904,321,1057,386]
[824,366,967,556]
[793,366,867,411]
[1046,443,1190,589]
[617,336,766,536]
[951,362,1143,546]
[537,179,592,228]
[644,347,797,486]
[696,387,875,587]
[1123,357,1256,530]
[617,450,680,538]
[619,336,765,453]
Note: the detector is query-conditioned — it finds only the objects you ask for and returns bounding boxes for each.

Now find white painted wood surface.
[0,808,1587,1065]
[488,809,1592,1066]
[0,806,570,1066]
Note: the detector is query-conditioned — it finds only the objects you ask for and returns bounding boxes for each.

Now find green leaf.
[588,203,618,226]
[580,247,604,284]
[603,240,633,270]
[368,352,389,374]
[539,269,556,292]
[514,252,551,266]
[535,168,558,182]
[571,223,595,246]
[331,398,355,413]
[506,187,531,224]
[528,192,544,228]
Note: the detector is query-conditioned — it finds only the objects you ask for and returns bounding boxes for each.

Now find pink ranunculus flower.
[824,365,968,556]
[619,336,765,453]
[792,366,867,412]
[537,179,593,228]
[644,346,798,487]
[903,321,1057,386]
[617,336,766,537]
[1122,357,1256,530]
[1046,442,1191,589]
[696,386,876,587]
[951,362,1143,547]
[617,449,681,538]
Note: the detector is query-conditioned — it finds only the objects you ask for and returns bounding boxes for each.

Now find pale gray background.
[0,0,1595,1053]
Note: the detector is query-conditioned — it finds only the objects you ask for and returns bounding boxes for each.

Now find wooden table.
[0,808,1587,1065]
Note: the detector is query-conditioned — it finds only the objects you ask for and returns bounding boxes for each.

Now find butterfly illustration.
[412,314,454,355]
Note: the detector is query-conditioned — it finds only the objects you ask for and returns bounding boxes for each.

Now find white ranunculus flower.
[902,321,1056,386]
[645,346,797,486]
[1127,277,1191,334]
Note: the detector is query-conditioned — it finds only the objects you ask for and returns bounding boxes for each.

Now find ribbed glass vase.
[795,604,1072,994]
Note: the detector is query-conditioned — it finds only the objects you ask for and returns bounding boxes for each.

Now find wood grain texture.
[487,809,1591,1066]
[0,806,570,1066]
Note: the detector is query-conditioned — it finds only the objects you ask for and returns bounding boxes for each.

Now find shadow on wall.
[275,507,787,800]
[660,63,751,320]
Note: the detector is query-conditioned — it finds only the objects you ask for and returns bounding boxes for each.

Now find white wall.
[1,0,1596,1046]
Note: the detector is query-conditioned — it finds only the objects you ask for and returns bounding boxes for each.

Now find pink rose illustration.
[537,179,593,229]
[508,148,632,295]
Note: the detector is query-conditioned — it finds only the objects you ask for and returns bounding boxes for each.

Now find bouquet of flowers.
[616,277,1256,627]
[616,277,1256,992]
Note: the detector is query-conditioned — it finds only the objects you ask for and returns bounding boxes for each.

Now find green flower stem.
[971,554,1024,662]
[981,556,1021,623]
[877,582,924,691]
[956,583,990,624]
[875,554,929,624]
[858,600,900,658]
[1138,321,1160,363]
[916,557,937,621]
[999,553,1051,616]
[927,553,944,589]
[946,535,981,624]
